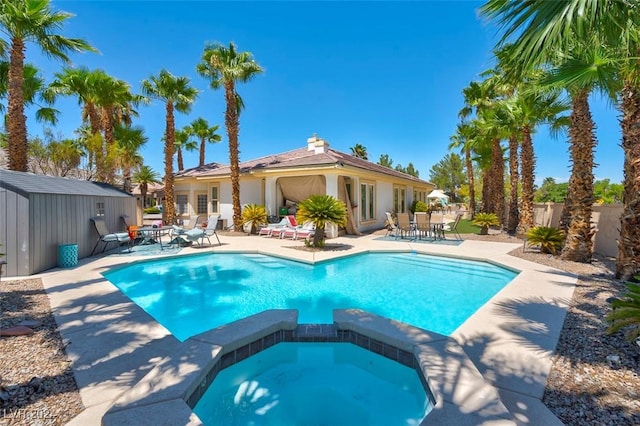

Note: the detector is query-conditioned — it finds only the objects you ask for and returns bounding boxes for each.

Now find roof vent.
[307,133,330,154]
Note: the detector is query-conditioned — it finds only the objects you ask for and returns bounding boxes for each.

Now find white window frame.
[175,192,189,216]
[195,192,208,215]
[360,181,376,222]
[210,185,220,214]
[393,186,406,213]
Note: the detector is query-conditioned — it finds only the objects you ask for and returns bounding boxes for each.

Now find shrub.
[524,226,565,255]
[297,195,347,248]
[606,277,640,342]
[472,212,500,235]
[241,204,267,234]
[144,206,161,214]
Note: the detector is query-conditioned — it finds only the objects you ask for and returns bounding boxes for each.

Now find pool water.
[193,342,430,425]
[103,252,517,341]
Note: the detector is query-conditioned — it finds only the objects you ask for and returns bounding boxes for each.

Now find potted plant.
[472,212,500,235]
[241,204,268,234]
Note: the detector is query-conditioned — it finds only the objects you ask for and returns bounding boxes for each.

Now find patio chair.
[430,213,445,240]
[396,212,414,240]
[443,213,463,240]
[414,212,431,240]
[384,212,399,237]
[91,217,131,255]
[201,214,221,246]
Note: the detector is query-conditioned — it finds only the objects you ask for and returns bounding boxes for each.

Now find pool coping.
[33,234,574,425]
[102,309,514,425]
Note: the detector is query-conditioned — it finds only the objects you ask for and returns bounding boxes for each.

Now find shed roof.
[0,169,132,197]
[176,147,432,186]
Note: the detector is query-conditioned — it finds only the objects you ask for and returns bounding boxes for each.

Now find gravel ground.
[0,278,83,425]
[1,232,639,425]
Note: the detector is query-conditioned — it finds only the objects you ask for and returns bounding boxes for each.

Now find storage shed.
[0,170,138,277]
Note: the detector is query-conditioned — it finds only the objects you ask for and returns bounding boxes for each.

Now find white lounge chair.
[184,214,221,246]
[258,217,288,237]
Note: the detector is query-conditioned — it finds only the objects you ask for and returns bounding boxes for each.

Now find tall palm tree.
[141,69,199,225]
[480,0,622,264]
[185,117,221,167]
[197,41,263,230]
[350,143,368,160]
[0,0,95,171]
[173,128,197,171]
[133,165,161,209]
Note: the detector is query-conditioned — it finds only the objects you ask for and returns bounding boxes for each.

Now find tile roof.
[175,148,431,185]
[0,169,132,197]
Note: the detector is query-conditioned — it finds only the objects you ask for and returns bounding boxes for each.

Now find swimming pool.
[193,342,430,425]
[103,252,517,341]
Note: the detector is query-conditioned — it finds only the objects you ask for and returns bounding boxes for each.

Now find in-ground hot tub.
[193,342,431,425]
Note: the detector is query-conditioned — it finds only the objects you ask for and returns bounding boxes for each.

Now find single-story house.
[173,134,435,235]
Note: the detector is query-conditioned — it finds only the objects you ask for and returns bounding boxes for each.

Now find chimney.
[307,133,330,154]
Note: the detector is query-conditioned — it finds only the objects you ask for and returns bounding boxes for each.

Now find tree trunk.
[224,83,242,230]
[507,134,519,235]
[465,147,476,216]
[163,102,176,225]
[102,105,116,184]
[199,138,206,167]
[616,81,640,280]
[560,89,596,262]
[491,138,505,227]
[7,37,27,172]
[312,224,325,247]
[518,125,535,233]
[481,169,490,214]
[177,148,184,171]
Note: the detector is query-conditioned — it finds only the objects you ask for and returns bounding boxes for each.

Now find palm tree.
[197,41,263,230]
[141,69,199,225]
[47,68,140,182]
[114,124,147,193]
[296,195,348,248]
[0,0,95,171]
[185,117,221,167]
[350,143,368,160]
[449,122,477,216]
[173,128,197,171]
[480,0,621,264]
[133,165,161,208]
[0,62,58,126]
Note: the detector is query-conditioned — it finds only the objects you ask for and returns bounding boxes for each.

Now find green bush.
[472,212,500,235]
[525,226,565,255]
[242,204,268,234]
[607,277,640,342]
[144,206,161,214]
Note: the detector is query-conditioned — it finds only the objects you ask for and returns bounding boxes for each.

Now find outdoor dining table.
[136,226,174,249]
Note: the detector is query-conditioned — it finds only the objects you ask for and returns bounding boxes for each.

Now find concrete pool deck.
[34,233,576,425]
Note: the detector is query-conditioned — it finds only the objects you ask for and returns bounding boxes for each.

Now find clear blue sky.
[26,0,623,185]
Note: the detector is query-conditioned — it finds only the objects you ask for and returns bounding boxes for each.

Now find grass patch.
[448,218,482,235]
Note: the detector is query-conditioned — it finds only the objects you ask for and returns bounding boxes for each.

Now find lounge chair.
[258,217,288,237]
[270,215,298,239]
[91,217,131,255]
[282,220,316,240]
[184,214,221,247]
